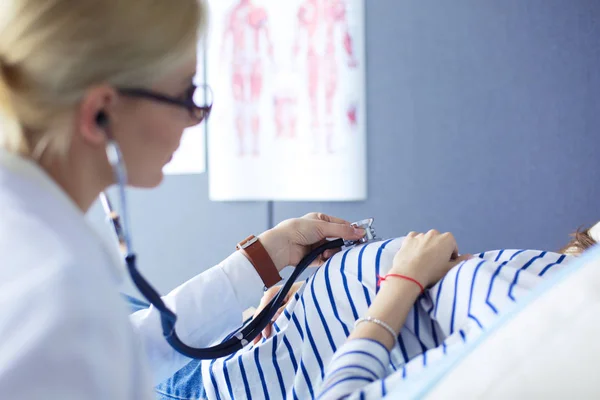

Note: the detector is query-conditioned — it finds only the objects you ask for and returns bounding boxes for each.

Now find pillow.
[590,221,600,242]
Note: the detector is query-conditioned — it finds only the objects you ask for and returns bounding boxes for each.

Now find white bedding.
[385,244,600,399]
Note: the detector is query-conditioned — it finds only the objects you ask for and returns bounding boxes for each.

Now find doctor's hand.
[259,213,365,271]
[252,281,305,344]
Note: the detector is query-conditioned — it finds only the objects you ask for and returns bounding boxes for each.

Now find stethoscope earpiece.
[96,111,109,128]
[97,112,120,168]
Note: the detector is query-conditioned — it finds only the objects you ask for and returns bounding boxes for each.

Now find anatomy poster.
[164,41,207,175]
[207,0,366,201]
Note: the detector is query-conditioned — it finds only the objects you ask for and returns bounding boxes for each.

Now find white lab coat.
[0,149,265,399]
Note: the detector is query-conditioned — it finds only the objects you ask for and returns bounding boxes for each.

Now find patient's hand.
[391,230,472,288]
[252,281,304,345]
[349,230,472,350]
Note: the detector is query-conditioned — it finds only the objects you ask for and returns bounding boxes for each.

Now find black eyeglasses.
[118,83,213,125]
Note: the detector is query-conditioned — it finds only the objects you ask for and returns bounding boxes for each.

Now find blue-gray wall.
[89,0,600,294]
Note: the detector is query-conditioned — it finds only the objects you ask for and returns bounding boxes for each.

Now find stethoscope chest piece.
[344,217,380,247]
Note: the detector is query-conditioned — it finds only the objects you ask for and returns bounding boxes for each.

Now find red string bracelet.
[377,274,425,294]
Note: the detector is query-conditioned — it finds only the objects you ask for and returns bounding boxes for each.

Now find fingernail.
[354,227,365,236]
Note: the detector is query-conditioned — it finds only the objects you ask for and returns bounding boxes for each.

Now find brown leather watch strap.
[236,235,281,288]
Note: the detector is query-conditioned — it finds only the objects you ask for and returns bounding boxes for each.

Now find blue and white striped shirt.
[202,238,573,399]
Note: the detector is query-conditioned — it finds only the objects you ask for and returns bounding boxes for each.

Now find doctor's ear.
[77,85,117,146]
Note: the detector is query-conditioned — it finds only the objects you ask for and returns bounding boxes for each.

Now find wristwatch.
[236,235,281,288]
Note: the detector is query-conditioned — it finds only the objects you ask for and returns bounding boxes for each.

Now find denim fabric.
[125,294,151,313]
[154,361,206,400]
[124,294,207,400]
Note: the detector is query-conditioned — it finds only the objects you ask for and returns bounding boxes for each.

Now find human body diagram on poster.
[208,0,366,201]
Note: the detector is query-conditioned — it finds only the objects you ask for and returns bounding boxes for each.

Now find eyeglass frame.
[117,83,213,124]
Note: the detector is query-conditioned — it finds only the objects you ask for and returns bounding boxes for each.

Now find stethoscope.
[99,139,379,360]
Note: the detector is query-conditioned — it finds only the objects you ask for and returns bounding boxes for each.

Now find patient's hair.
[559,225,598,255]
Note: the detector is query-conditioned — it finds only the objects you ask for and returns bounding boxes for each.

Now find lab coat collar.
[0,148,126,283]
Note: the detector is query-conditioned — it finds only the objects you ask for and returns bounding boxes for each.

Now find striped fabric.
[202,238,573,400]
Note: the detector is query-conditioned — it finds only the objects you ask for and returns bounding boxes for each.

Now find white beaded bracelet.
[354,317,397,344]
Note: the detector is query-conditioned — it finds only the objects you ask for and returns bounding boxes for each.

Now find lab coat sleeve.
[129,250,266,384]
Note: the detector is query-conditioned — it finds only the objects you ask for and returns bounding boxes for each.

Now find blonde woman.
[0,1,367,398]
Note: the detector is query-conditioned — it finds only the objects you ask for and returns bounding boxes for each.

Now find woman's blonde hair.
[0,0,206,157]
